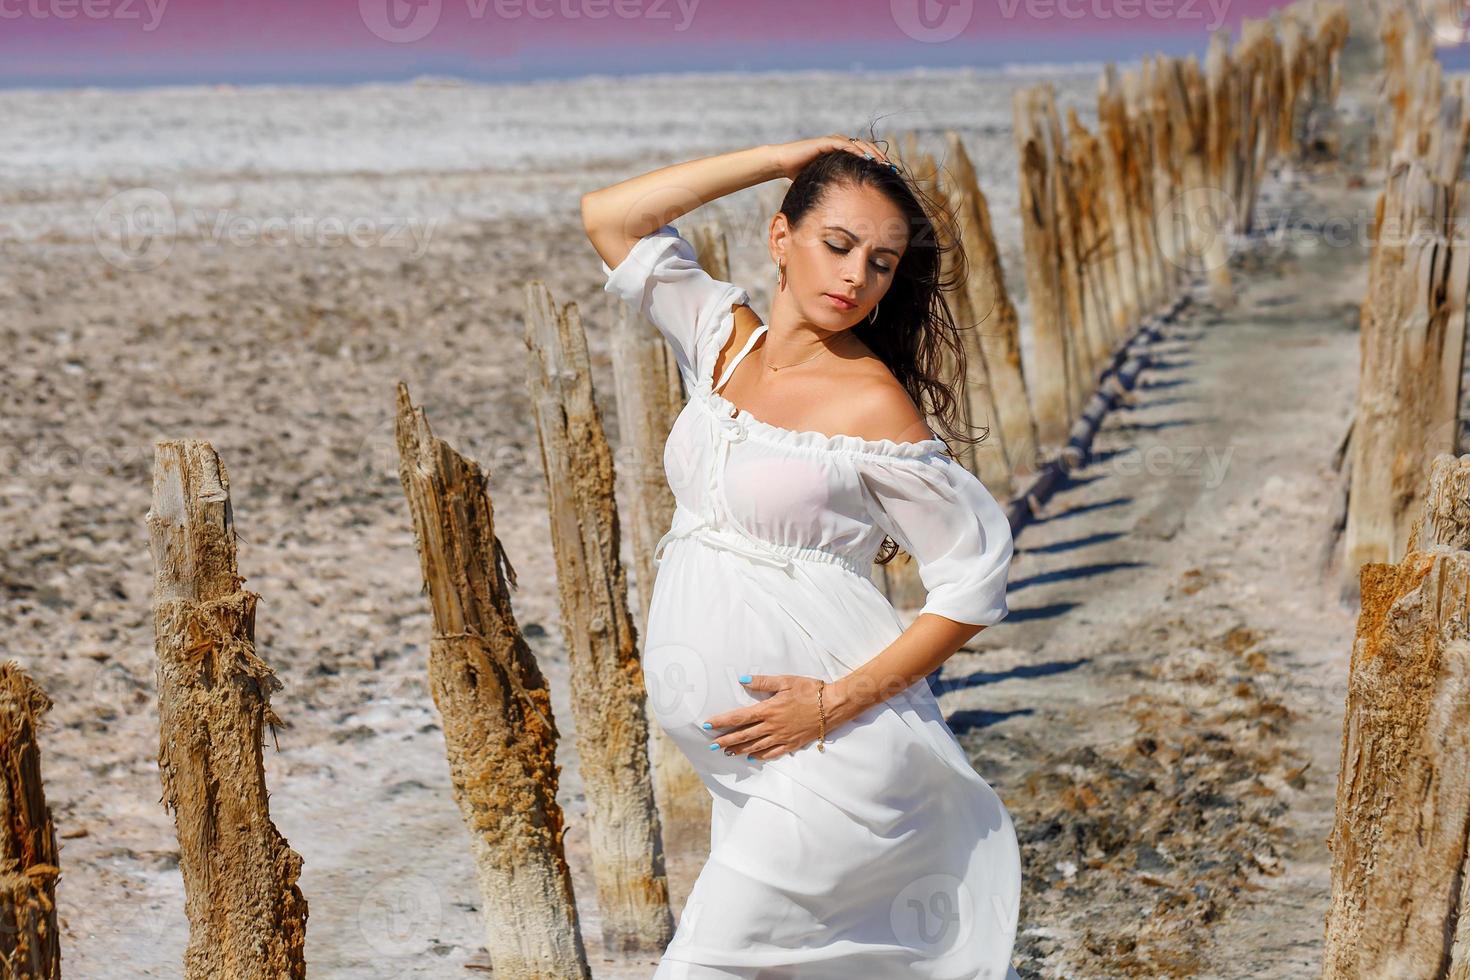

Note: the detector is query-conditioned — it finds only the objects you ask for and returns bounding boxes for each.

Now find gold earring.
[777,261,786,291]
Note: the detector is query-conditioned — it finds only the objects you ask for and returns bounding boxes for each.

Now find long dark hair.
[777,138,990,564]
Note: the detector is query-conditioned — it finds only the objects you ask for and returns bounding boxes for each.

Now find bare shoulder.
[845,371,937,444]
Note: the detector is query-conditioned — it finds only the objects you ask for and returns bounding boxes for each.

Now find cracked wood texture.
[146,440,307,980]
[0,663,61,979]
[1345,155,1470,591]
[394,383,592,979]
[1326,453,1470,977]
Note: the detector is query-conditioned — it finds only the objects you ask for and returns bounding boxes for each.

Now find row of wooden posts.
[1338,4,1470,591]
[0,5,1351,978]
[1009,0,1349,459]
[1325,7,1470,977]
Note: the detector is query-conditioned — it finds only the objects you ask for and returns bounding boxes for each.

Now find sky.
[0,0,1342,90]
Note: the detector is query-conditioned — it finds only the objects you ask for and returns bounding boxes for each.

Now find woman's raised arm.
[580,145,781,272]
[579,135,891,270]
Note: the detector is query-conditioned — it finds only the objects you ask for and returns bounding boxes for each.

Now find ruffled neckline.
[704,387,948,459]
[699,301,949,461]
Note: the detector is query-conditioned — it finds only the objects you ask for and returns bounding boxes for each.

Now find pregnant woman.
[581,135,1022,980]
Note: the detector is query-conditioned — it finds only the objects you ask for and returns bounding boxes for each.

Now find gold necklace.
[763,332,846,373]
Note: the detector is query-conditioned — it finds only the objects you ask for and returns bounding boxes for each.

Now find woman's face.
[775,183,908,331]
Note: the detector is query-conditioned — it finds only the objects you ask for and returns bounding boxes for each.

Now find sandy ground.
[0,63,1390,977]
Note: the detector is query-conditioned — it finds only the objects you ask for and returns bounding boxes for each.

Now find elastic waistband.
[654,505,871,579]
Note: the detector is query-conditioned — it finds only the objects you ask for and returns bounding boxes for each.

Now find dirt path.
[940,165,1372,977]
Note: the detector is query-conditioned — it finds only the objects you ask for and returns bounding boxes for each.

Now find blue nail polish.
[746,755,756,761]
[701,722,712,730]
[708,742,720,751]
[738,674,752,684]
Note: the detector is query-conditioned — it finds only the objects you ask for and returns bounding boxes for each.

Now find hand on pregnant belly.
[702,674,832,760]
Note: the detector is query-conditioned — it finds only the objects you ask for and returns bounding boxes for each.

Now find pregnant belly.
[640,534,912,764]
[639,538,828,762]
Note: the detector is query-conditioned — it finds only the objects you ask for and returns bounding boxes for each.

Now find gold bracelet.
[817,681,827,753]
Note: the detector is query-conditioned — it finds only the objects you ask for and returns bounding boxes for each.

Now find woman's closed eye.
[825,241,892,273]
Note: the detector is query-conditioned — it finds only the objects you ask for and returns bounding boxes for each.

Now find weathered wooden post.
[1206,29,1241,251]
[1343,157,1470,593]
[1097,65,1148,330]
[1123,64,1175,308]
[1324,453,1470,976]
[394,385,592,979]
[930,166,1011,496]
[610,268,686,620]
[1274,0,1347,162]
[147,440,308,980]
[1149,56,1193,302]
[1065,109,1128,363]
[1036,87,1098,417]
[0,663,60,979]
[944,131,1039,481]
[1013,85,1074,452]
[1373,9,1430,171]
[1232,19,1285,237]
[523,284,676,953]
[1070,106,1123,352]
[1163,55,1236,308]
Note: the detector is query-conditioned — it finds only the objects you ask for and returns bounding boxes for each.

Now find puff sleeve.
[600,223,749,388]
[858,450,1014,627]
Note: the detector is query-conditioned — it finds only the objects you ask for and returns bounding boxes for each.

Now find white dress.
[601,224,1022,980]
